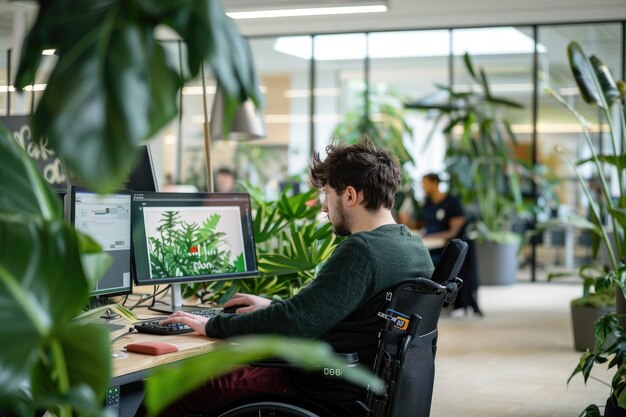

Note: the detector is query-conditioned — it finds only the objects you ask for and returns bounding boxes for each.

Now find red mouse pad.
[125,341,179,356]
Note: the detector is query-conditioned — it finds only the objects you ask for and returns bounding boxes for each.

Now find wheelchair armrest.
[251,352,360,368]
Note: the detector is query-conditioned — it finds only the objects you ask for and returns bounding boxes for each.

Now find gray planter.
[475,241,519,285]
[571,304,614,352]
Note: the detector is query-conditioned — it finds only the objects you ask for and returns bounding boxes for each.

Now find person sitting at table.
[156,138,434,416]
[421,173,482,316]
[421,173,465,263]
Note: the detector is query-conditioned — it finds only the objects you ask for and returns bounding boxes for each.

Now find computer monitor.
[131,192,259,312]
[125,144,158,192]
[67,186,133,300]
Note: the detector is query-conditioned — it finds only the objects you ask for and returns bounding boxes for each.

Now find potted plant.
[549,264,615,351]
[406,53,555,285]
[185,183,342,303]
[547,41,626,416]
[0,2,380,416]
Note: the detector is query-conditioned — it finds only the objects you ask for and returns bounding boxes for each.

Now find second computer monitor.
[68,186,132,298]
[131,192,258,286]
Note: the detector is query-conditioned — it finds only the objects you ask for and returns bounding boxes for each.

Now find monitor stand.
[149,284,219,314]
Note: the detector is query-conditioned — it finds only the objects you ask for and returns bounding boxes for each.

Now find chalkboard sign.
[1,115,67,192]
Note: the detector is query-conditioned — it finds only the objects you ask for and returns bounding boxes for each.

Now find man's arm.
[203,238,375,339]
[424,215,465,241]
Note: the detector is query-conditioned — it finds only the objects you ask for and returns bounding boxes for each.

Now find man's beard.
[331,200,351,237]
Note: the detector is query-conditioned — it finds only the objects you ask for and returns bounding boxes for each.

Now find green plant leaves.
[0,125,62,220]
[144,336,384,416]
[568,42,604,107]
[15,0,260,192]
[590,55,620,102]
[0,107,113,415]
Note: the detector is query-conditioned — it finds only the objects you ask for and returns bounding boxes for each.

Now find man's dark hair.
[423,173,440,184]
[217,167,236,178]
[309,137,401,211]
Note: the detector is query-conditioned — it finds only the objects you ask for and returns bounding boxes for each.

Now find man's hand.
[159,311,209,336]
[223,293,271,314]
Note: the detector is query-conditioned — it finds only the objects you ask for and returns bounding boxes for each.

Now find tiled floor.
[431,281,612,417]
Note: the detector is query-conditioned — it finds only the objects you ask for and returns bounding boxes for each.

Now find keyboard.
[134,309,222,335]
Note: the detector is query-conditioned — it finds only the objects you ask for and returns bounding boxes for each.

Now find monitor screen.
[125,144,158,192]
[68,186,133,297]
[131,192,258,286]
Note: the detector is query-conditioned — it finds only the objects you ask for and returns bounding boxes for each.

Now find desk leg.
[564,226,574,270]
[119,380,145,417]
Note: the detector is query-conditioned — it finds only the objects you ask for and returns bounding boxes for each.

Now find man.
[215,167,237,193]
[421,173,482,316]
[159,138,433,415]
[421,173,465,263]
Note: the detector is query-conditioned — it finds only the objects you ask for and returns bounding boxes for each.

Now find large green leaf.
[0,218,91,408]
[144,336,384,416]
[589,55,620,103]
[577,153,626,172]
[0,115,105,414]
[567,42,603,108]
[0,125,61,219]
[15,0,260,192]
[609,207,626,232]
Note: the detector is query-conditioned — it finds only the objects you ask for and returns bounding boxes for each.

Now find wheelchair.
[212,239,468,417]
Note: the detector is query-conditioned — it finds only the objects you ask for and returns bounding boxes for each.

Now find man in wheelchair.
[160,138,436,416]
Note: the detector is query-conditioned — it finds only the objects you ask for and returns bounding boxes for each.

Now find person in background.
[156,138,434,416]
[215,167,237,192]
[421,173,482,316]
[421,173,465,263]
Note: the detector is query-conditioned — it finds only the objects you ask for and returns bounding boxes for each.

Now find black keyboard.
[134,321,194,335]
[134,309,222,335]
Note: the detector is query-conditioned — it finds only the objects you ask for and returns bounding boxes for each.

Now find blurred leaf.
[567,42,603,107]
[75,304,138,325]
[144,336,384,416]
[15,0,260,192]
[463,52,478,81]
[0,124,61,219]
[590,55,620,103]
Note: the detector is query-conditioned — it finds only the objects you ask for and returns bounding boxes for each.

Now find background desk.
[109,312,220,417]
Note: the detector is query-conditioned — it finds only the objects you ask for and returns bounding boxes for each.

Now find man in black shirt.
[421,173,465,264]
[421,173,482,316]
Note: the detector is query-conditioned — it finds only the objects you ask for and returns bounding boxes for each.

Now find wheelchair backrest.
[368,239,467,417]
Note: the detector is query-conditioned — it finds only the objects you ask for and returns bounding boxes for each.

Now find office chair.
[212,239,468,417]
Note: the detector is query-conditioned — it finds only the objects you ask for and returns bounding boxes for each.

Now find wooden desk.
[111,328,219,382]
[108,310,221,417]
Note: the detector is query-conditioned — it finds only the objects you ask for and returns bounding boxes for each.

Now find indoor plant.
[548,41,626,417]
[185,183,341,303]
[333,89,419,224]
[406,53,555,285]
[548,264,615,351]
[0,2,379,416]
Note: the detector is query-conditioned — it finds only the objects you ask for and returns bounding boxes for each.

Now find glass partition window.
[537,23,622,270]
[452,27,535,150]
[369,30,450,198]
[314,33,366,156]
[244,36,311,197]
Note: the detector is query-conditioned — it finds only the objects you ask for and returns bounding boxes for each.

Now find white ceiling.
[226,0,626,36]
[0,0,623,43]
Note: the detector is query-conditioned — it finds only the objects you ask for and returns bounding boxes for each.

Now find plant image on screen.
[147,211,244,279]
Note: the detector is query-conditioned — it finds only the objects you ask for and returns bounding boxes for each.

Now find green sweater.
[205,224,433,364]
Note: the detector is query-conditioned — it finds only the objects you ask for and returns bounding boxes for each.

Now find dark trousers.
[155,366,295,417]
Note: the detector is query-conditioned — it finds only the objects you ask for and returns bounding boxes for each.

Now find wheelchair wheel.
[217,401,323,417]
